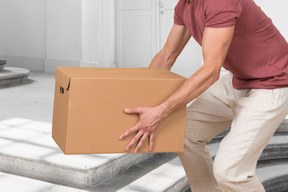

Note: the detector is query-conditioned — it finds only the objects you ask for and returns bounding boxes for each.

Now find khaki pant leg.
[178,74,233,192]
[213,87,288,192]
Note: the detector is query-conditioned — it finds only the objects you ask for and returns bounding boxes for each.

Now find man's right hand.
[119,104,168,153]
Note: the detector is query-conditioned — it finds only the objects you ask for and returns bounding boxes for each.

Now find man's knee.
[213,160,252,188]
[213,163,229,186]
[213,160,236,188]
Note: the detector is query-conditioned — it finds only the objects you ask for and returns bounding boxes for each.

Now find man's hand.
[119,105,166,153]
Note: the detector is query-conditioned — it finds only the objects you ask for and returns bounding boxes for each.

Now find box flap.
[53,67,186,80]
[55,67,71,90]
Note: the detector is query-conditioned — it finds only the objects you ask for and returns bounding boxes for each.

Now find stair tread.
[118,156,186,192]
[256,163,288,183]
[120,158,288,192]
[0,171,88,192]
[212,120,288,141]
[0,67,30,80]
[269,135,288,144]
[0,118,122,169]
[208,135,288,157]
[120,135,288,192]
[0,118,152,188]
[91,153,176,192]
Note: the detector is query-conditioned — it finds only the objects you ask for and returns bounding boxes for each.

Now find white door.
[117,0,158,68]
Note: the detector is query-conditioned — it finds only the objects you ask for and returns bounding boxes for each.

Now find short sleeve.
[174,1,185,25]
[204,0,242,28]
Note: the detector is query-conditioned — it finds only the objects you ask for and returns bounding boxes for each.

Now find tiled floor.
[0,72,55,123]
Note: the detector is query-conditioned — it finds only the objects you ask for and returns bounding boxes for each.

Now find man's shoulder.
[203,0,242,9]
[202,0,243,28]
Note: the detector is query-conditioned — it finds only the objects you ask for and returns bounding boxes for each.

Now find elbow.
[205,65,221,85]
[211,71,220,84]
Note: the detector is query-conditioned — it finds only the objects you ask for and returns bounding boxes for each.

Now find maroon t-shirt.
[174,0,288,89]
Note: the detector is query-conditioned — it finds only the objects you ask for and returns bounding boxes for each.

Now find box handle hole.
[60,87,64,94]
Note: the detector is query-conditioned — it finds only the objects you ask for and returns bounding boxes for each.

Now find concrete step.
[90,153,177,192]
[184,163,288,192]
[210,119,288,144]
[260,135,288,162]
[0,118,154,189]
[257,163,288,192]
[208,136,288,161]
[0,171,89,192]
[118,156,188,192]
[0,67,30,87]
[275,119,288,135]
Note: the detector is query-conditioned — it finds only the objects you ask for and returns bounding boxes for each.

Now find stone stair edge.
[0,152,92,188]
[208,135,288,161]
[211,120,288,143]
[257,163,288,183]
[164,176,189,192]
[96,135,288,192]
[0,118,158,188]
[262,174,288,192]
[0,149,155,188]
[126,154,288,192]
[88,153,155,186]
[89,153,177,192]
[118,156,186,192]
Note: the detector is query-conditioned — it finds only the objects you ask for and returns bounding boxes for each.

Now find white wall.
[254,0,288,41]
[0,0,46,71]
[45,0,82,72]
[46,0,116,73]
[0,0,115,73]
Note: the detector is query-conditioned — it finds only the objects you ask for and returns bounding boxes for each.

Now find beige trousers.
[178,73,288,192]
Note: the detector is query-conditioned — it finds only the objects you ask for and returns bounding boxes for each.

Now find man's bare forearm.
[149,49,176,70]
[158,64,221,120]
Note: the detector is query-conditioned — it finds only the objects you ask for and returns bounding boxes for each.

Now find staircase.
[0,118,287,192]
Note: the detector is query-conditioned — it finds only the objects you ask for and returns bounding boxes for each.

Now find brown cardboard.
[52,67,187,154]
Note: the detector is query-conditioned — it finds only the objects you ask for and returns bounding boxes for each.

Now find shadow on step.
[263,175,288,192]
[89,153,177,192]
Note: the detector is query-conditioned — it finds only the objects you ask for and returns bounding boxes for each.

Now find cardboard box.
[52,67,186,154]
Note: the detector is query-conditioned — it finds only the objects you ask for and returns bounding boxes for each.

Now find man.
[119,0,288,191]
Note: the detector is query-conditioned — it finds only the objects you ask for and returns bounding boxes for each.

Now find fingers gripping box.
[52,67,186,154]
